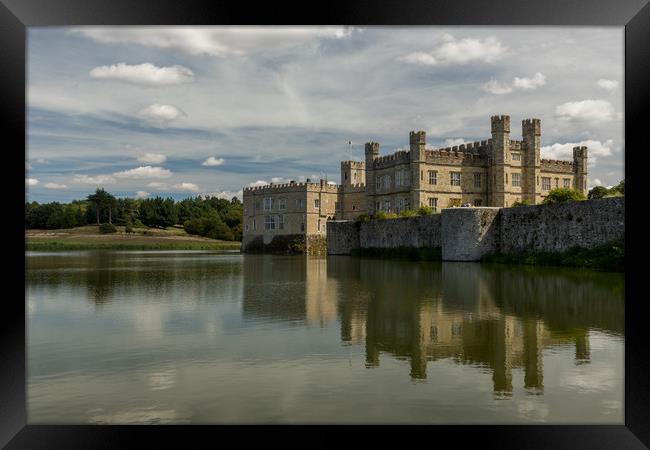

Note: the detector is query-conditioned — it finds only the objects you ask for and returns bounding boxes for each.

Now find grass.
[350,246,442,261]
[480,242,624,272]
[26,225,242,251]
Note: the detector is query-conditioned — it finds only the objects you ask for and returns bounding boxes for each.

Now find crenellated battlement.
[341,160,365,168]
[491,115,511,133]
[541,159,575,174]
[373,150,411,167]
[243,180,341,193]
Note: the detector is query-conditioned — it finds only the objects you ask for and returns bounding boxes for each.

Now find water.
[26,251,624,424]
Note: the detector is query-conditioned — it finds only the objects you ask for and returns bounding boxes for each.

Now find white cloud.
[597,79,618,91]
[483,72,546,95]
[482,79,513,95]
[114,166,173,179]
[72,174,116,185]
[25,161,32,170]
[541,139,615,162]
[137,153,167,164]
[44,182,68,189]
[147,182,169,190]
[400,34,507,66]
[590,178,603,187]
[202,156,224,166]
[200,190,242,200]
[26,178,39,186]
[89,62,194,86]
[138,104,185,124]
[172,182,200,192]
[71,27,361,57]
[513,72,546,90]
[444,138,469,146]
[248,180,269,187]
[135,191,150,199]
[555,100,620,122]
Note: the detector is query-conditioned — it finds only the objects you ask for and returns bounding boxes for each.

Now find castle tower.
[365,142,380,214]
[340,161,365,189]
[573,146,588,195]
[409,131,426,208]
[522,118,542,204]
[489,115,510,207]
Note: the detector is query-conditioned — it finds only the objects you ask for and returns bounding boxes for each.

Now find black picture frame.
[4,0,648,447]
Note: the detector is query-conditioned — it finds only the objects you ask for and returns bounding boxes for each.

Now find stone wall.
[359,214,441,249]
[327,197,624,261]
[499,196,624,254]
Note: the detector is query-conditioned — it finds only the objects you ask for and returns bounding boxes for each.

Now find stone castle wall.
[327,197,624,260]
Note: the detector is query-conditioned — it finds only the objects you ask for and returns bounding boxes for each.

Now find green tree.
[86,188,112,225]
[588,186,609,199]
[416,206,434,215]
[542,188,586,205]
[511,199,532,207]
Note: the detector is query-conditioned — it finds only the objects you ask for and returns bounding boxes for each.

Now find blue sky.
[25,26,624,203]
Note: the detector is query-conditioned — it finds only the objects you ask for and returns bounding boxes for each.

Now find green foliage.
[139,197,178,228]
[399,209,417,217]
[99,223,117,234]
[374,211,398,220]
[355,213,371,223]
[542,188,586,205]
[481,241,624,272]
[511,199,532,207]
[416,206,434,216]
[587,185,609,200]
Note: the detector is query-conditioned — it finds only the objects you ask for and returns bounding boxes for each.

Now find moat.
[26,251,624,424]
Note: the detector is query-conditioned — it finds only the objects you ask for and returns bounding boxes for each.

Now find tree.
[542,188,586,205]
[588,186,609,199]
[86,188,113,225]
[512,199,532,207]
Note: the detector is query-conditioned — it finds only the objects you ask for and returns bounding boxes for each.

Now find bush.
[542,188,586,205]
[374,211,398,220]
[511,199,532,207]
[417,206,434,216]
[399,209,417,217]
[99,223,117,234]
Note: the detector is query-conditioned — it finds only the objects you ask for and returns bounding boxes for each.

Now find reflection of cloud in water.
[148,367,177,391]
[560,366,617,393]
[516,397,549,422]
[88,406,183,424]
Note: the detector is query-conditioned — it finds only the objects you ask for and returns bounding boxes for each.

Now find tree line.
[25,188,243,241]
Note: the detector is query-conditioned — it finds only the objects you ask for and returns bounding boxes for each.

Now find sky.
[25,26,624,203]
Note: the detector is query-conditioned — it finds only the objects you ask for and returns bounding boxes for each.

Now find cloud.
[135,191,150,199]
[512,72,546,90]
[89,62,194,86]
[202,156,224,166]
[597,79,618,91]
[137,153,167,164]
[200,190,243,200]
[44,182,68,189]
[400,34,507,66]
[541,139,615,163]
[248,180,269,187]
[483,72,546,95]
[590,178,603,187]
[173,182,200,192]
[555,100,620,122]
[25,161,32,170]
[482,79,513,94]
[444,138,468,146]
[72,174,116,184]
[113,166,173,179]
[147,182,169,190]
[138,104,185,124]
[71,27,361,57]
[26,178,39,186]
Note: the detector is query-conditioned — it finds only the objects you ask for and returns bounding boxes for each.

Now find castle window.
[264,197,274,210]
[383,175,391,190]
[505,173,508,184]
[429,198,437,212]
[300,222,305,232]
[345,172,348,180]
[245,223,249,231]
[278,198,286,210]
[317,219,321,232]
[564,178,571,188]
[404,198,410,210]
[353,172,357,180]
[451,172,461,186]
[376,201,380,211]
[278,215,284,230]
[537,176,539,186]
[428,170,437,185]
[512,152,521,161]
[474,199,482,206]
[314,199,320,209]
[474,173,481,188]
[253,219,256,231]
[352,205,356,211]
[555,178,559,188]
[397,198,403,213]
[542,177,551,190]
[512,173,521,187]
[376,177,381,191]
[244,207,248,214]
[264,215,276,231]
[382,200,391,212]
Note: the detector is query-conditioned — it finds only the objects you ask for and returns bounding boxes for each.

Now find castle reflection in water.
[242,256,623,396]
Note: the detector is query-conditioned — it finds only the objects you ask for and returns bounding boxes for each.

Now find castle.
[242,115,588,252]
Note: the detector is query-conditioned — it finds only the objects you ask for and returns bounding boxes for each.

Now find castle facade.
[242,115,588,251]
